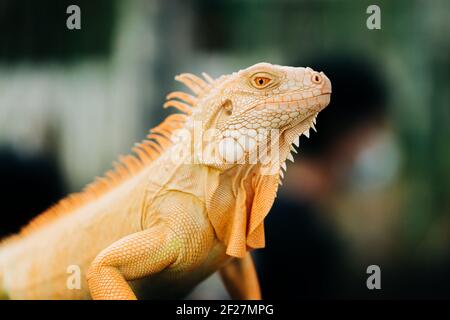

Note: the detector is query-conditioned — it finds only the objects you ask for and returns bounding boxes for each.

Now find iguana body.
[0,63,331,299]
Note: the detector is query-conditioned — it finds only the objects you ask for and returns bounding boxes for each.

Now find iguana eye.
[252,76,272,89]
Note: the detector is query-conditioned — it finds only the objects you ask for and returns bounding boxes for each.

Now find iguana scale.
[0,63,331,299]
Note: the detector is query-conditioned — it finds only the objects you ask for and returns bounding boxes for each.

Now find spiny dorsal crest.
[17,72,215,236]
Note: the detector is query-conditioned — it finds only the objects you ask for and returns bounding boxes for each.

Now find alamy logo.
[366,5,381,30]
[66,264,81,290]
[366,265,381,290]
[66,5,81,30]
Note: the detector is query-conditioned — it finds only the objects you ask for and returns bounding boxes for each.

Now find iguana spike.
[151,125,173,137]
[119,155,141,174]
[175,73,210,95]
[163,100,192,115]
[287,153,294,162]
[202,72,215,84]
[85,180,105,196]
[144,140,164,154]
[84,182,96,195]
[166,91,197,105]
[165,113,188,123]
[133,146,150,162]
[137,143,158,160]
[154,123,173,134]
[163,120,184,131]
[113,160,130,177]
[147,133,172,149]
[93,176,109,191]
[105,169,121,184]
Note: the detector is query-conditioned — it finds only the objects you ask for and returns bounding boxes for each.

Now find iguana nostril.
[312,74,322,84]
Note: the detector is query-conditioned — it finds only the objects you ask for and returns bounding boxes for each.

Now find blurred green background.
[0,0,449,299]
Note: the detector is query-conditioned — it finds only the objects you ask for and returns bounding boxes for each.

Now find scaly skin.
[0,63,331,299]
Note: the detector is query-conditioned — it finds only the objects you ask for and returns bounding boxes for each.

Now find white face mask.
[347,131,402,193]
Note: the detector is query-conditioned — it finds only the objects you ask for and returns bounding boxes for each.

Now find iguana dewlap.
[0,63,331,299]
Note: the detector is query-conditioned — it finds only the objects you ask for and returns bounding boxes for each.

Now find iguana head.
[170,62,331,175]
[166,62,332,257]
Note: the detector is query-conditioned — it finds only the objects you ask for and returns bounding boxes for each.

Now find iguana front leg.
[86,224,179,300]
[219,252,261,300]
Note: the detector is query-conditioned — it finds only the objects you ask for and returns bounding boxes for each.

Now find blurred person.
[254,55,389,299]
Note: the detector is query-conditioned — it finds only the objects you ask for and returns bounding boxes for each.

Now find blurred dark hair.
[0,147,66,238]
[295,54,388,158]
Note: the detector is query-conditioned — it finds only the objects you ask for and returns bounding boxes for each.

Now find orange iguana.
[0,63,331,299]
